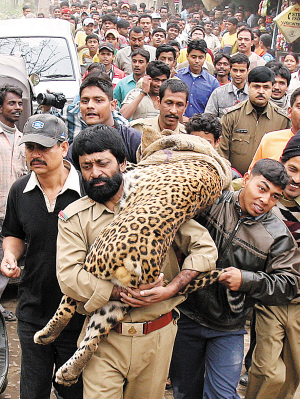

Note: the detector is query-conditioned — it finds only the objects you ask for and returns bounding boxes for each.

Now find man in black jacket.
[170,158,300,399]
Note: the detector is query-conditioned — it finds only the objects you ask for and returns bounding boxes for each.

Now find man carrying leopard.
[55,123,230,399]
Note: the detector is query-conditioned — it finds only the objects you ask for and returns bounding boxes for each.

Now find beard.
[83,169,123,204]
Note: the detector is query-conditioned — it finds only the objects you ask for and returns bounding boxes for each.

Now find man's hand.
[120,273,167,307]
[218,267,242,291]
[0,252,21,278]
[141,75,152,94]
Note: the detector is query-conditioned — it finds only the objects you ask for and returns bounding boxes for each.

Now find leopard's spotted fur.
[34,129,232,386]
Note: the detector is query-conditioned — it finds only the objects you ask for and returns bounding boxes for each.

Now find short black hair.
[22,4,31,10]
[80,76,113,101]
[166,22,180,33]
[146,60,170,79]
[237,27,254,40]
[186,113,222,142]
[159,79,189,102]
[248,66,275,85]
[152,27,167,37]
[0,84,23,107]
[291,87,300,107]
[117,19,130,28]
[214,52,230,66]
[284,52,299,64]
[227,17,238,26]
[129,26,144,36]
[269,65,291,86]
[168,40,181,51]
[138,13,152,22]
[131,48,150,62]
[85,33,100,43]
[187,39,207,55]
[102,14,117,24]
[251,159,288,190]
[230,53,250,68]
[72,124,126,170]
[156,44,176,60]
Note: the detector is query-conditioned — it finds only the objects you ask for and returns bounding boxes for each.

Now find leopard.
[34,128,232,386]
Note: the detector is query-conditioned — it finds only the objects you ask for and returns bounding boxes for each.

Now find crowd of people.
[1,0,300,398]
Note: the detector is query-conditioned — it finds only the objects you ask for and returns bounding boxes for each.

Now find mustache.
[30,158,47,166]
[88,176,112,186]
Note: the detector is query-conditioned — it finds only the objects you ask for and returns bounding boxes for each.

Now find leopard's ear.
[141,125,163,151]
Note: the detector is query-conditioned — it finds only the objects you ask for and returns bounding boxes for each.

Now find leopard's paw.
[34,329,57,345]
[55,366,79,386]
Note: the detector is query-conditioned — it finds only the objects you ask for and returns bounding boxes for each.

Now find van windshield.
[0,37,75,81]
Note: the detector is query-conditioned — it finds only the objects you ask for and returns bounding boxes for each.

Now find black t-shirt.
[2,174,84,329]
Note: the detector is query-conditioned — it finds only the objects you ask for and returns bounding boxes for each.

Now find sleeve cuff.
[84,279,114,313]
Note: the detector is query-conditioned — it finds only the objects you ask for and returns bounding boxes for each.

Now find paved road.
[1,285,300,399]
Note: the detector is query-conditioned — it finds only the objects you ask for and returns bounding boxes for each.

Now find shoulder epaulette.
[223,101,245,115]
[58,196,95,222]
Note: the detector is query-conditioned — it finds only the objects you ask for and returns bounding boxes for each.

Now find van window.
[0,37,76,81]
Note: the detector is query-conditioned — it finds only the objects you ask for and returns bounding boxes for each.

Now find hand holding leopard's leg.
[34,295,78,345]
[55,301,130,386]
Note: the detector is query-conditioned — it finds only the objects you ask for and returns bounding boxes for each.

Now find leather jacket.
[179,190,300,332]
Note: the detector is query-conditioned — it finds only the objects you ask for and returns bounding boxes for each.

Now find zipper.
[218,218,243,258]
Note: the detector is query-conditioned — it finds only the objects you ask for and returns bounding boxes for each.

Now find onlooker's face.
[230,62,248,87]
[190,131,219,148]
[178,20,185,32]
[0,92,23,127]
[23,7,31,15]
[213,26,221,36]
[248,81,273,107]
[237,30,253,54]
[62,13,71,20]
[118,26,130,37]
[129,31,145,50]
[157,52,176,69]
[25,142,68,176]
[204,23,213,34]
[139,17,152,33]
[253,33,260,47]
[187,49,205,74]
[288,95,300,132]
[282,156,300,200]
[84,23,94,35]
[98,49,114,66]
[152,19,161,29]
[86,38,99,52]
[149,74,168,96]
[105,33,118,48]
[239,174,282,217]
[160,9,168,20]
[80,86,116,125]
[215,57,230,77]
[159,88,187,130]
[271,75,288,100]
[284,55,298,73]
[226,21,236,34]
[191,29,204,40]
[131,54,148,77]
[215,10,222,19]
[53,8,61,18]
[102,20,115,31]
[235,12,243,22]
[167,27,179,40]
[152,32,166,47]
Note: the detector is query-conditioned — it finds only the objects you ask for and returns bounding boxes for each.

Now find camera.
[36,91,67,109]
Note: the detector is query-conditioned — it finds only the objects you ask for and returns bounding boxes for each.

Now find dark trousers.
[18,320,83,399]
[170,313,245,399]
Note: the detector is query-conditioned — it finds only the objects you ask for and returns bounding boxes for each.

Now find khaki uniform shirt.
[57,196,217,323]
[219,100,290,175]
[129,115,186,135]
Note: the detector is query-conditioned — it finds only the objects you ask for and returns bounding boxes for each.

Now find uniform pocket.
[231,132,251,155]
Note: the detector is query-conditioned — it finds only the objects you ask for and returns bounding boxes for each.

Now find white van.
[0,18,81,104]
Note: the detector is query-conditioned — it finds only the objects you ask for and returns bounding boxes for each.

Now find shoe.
[2,310,17,322]
[239,371,248,387]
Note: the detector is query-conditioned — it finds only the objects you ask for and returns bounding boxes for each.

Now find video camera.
[36,91,67,109]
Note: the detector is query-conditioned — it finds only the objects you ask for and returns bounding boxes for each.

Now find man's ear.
[60,141,69,158]
[120,160,127,172]
[110,99,117,112]
[242,171,250,188]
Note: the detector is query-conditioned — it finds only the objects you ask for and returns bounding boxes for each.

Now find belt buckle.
[121,322,145,336]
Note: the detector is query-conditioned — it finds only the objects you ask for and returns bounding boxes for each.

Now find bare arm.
[120,76,151,119]
[1,236,25,278]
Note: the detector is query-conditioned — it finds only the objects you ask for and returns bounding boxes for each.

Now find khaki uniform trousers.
[246,303,300,399]
[82,319,177,399]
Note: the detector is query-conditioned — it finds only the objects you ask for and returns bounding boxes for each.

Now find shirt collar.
[245,100,271,119]
[23,160,82,196]
[232,82,248,95]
